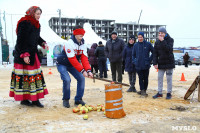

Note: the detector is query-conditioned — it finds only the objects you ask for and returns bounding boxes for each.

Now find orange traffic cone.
[180,73,186,81]
[48,68,52,74]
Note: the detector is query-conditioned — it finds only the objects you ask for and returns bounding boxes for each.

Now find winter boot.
[166,93,172,99]
[63,100,70,108]
[20,100,32,106]
[126,87,134,92]
[141,90,148,97]
[32,100,44,108]
[75,99,86,106]
[153,92,163,99]
[132,87,137,93]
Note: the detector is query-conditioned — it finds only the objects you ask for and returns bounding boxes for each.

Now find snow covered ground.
[0,65,200,132]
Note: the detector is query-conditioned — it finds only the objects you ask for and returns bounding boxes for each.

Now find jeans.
[110,61,122,82]
[158,69,173,94]
[136,69,150,91]
[57,64,85,101]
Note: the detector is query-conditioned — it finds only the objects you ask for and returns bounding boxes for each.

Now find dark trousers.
[128,71,136,88]
[136,69,149,91]
[91,65,98,73]
[122,60,125,74]
[110,61,122,82]
[184,61,188,67]
[98,57,107,78]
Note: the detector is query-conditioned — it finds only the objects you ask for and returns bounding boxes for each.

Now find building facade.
[49,17,166,44]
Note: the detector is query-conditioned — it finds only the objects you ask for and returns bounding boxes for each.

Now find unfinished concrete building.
[49,17,166,44]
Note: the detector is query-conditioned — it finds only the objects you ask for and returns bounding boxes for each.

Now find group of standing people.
[105,27,175,99]
[88,41,107,78]
[9,6,176,109]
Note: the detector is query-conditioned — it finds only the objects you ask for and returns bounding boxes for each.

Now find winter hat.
[138,32,144,38]
[158,27,167,34]
[111,31,117,35]
[98,41,103,45]
[129,35,135,40]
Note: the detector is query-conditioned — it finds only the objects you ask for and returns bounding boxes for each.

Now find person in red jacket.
[56,25,93,108]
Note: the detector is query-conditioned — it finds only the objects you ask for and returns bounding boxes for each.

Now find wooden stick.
[93,77,130,87]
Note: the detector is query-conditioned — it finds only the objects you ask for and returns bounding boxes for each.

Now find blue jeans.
[57,64,85,101]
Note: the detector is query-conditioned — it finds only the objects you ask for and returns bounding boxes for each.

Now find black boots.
[32,100,44,108]
[126,87,137,92]
[20,100,32,106]
[20,100,44,108]
[63,100,70,108]
[141,90,148,96]
[75,99,86,106]
[137,90,148,97]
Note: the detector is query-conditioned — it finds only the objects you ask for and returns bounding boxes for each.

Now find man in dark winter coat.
[132,32,153,96]
[152,27,175,100]
[95,41,107,78]
[123,35,137,92]
[105,31,125,82]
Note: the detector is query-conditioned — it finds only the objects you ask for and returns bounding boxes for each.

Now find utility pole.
[138,10,142,32]
[57,9,61,37]
[11,14,14,47]
[0,10,2,65]
[3,11,7,40]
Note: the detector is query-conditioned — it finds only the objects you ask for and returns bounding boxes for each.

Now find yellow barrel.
[105,84,126,119]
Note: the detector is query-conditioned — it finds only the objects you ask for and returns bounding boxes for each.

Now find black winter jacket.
[153,34,175,69]
[104,37,125,63]
[14,20,45,65]
[95,44,106,58]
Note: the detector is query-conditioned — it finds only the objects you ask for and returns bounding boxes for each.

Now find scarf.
[16,6,40,34]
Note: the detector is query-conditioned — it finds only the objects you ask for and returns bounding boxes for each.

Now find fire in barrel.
[105,84,126,119]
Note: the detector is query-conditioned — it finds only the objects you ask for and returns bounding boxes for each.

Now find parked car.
[174,53,183,65]
[176,55,200,65]
[189,56,200,65]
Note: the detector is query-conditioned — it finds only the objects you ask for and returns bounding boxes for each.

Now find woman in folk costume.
[9,6,49,107]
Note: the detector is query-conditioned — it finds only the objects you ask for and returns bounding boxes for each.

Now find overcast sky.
[0,0,200,47]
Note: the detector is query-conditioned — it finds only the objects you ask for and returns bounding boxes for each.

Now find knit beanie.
[158,27,167,34]
[111,31,117,35]
[138,32,144,38]
[129,35,135,40]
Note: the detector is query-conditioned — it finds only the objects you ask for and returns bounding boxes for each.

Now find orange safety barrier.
[105,84,126,119]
